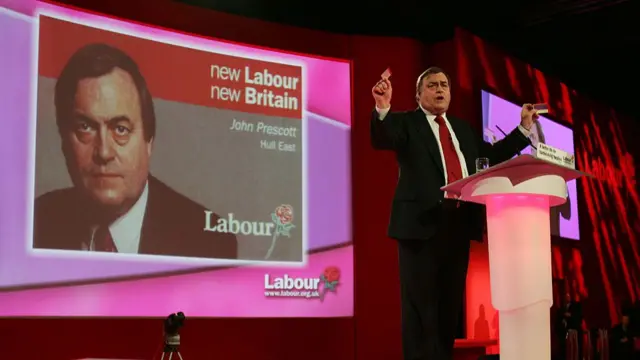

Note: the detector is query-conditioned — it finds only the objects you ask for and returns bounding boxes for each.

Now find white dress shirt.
[376,106,531,185]
[86,181,149,254]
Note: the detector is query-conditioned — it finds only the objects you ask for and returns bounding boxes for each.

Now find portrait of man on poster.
[33,43,237,259]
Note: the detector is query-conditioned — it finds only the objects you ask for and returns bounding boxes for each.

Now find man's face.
[417,72,450,115]
[62,67,152,214]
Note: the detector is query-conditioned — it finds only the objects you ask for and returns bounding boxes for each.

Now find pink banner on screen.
[0,246,352,317]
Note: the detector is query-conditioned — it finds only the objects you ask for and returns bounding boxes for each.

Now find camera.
[163,312,185,347]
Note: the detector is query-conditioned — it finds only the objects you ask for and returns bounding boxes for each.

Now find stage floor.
[454,339,498,360]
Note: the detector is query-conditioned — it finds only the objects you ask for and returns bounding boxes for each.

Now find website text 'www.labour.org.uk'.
[264,290,320,298]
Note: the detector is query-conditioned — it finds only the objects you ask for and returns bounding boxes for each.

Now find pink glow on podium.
[486,195,553,360]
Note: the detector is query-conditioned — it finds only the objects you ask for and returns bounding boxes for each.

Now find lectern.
[441,154,587,360]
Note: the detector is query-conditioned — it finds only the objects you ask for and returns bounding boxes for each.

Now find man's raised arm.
[370,78,407,150]
[479,103,540,163]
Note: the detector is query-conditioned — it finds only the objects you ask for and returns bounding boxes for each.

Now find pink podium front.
[442,154,587,360]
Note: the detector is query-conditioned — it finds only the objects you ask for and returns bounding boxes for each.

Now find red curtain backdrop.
[2,1,638,359]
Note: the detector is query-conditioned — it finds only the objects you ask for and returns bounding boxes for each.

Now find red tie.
[435,115,463,187]
[94,225,117,252]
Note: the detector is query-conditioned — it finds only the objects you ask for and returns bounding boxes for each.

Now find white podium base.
[485,195,554,360]
[499,300,552,360]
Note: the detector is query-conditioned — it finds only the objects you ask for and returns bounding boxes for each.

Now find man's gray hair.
[415,66,451,95]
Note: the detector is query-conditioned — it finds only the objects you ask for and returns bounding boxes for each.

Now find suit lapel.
[138,177,167,255]
[69,193,98,250]
[412,109,444,176]
[138,176,191,256]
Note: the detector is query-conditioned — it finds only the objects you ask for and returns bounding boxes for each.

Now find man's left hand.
[520,103,539,130]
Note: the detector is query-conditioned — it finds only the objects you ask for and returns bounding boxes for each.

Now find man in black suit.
[610,313,637,359]
[370,67,537,360]
[556,293,583,359]
[33,43,236,259]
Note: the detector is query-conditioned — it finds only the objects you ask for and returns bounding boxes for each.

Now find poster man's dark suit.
[371,108,529,360]
[33,175,237,259]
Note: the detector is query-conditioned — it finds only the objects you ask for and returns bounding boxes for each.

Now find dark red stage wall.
[430,31,640,339]
[2,1,639,360]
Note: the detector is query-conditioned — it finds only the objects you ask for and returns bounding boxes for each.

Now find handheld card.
[533,103,549,114]
[381,67,392,80]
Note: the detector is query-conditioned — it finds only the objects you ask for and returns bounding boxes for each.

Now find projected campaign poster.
[0,2,352,317]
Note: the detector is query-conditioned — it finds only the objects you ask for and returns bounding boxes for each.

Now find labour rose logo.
[274,205,294,233]
[318,266,340,302]
[265,204,296,259]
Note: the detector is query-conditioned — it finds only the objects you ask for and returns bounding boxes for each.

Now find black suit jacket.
[610,324,635,357]
[566,301,583,330]
[33,175,237,259]
[370,108,530,241]
[556,301,583,332]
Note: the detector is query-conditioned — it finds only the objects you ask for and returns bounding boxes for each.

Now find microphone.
[494,125,509,138]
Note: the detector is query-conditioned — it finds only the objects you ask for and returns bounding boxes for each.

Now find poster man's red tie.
[94,225,117,252]
[435,116,462,198]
